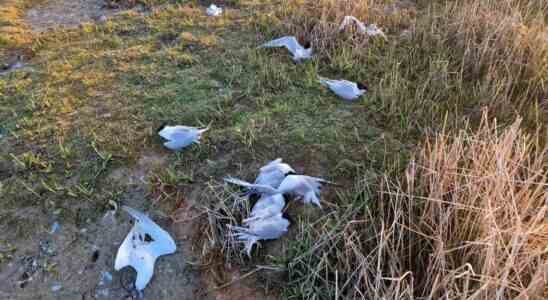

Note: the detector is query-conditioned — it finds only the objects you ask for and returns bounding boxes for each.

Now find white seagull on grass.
[319,77,368,101]
[259,36,313,62]
[157,123,210,151]
[339,16,387,40]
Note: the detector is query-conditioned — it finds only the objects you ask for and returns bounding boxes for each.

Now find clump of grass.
[202,183,251,262]
[420,0,548,128]
[283,113,547,299]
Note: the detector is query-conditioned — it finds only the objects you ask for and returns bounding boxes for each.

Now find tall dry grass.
[285,113,547,299]
[265,0,547,134]
[388,113,547,299]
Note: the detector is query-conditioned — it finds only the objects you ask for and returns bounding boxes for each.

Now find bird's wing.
[122,206,177,256]
[224,176,278,194]
[158,126,194,140]
[260,36,293,48]
[251,216,290,239]
[303,190,321,207]
[319,77,340,88]
[131,250,156,290]
[339,16,366,34]
[260,36,300,55]
[254,170,284,188]
[259,158,283,172]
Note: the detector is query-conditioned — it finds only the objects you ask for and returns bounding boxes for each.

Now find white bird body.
[224,174,329,207]
[339,16,387,40]
[319,77,367,101]
[243,194,286,223]
[260,36,313,62]
[206,4,222,16]
[229,213,289,256]
[277,175,326,207]
[158,125,209,151]
[114,206,176,291]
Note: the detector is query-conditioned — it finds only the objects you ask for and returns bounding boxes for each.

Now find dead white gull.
[259,36,313,62]
[114,206,176,291]
[319,77,368,101]
[157,123,210,151]
[339,16,387,40]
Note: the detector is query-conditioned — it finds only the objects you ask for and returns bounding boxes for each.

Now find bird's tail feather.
[318,76,331,87]
[198,121,212,134]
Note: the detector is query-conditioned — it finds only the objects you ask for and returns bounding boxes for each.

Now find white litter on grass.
[259,36,313,62]
[157,124,210,151]
[339,16,387,40]
[206,4,223,16]
[114,206,176,291]
[319,77,368,101]
[229,212,290,256]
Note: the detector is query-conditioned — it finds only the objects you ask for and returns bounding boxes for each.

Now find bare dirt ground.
[24,0,119,32]
[0,150,274,299]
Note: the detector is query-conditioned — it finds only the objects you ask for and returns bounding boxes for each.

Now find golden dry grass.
[390,113,547,299]
[287,113,546,299]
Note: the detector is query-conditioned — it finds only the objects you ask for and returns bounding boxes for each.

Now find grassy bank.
[0,0,546,299]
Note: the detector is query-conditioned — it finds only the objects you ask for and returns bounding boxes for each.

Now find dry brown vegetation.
[285,113,547,299]
[379,114,547,299]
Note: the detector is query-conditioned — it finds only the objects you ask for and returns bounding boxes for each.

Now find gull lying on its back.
[115,206,176,291]
[259,36,313,62]
[319,77,368,101]
[339,16,387,40]
[229,212,290,256]
[225,174,331,207]
[157,123,210,151]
